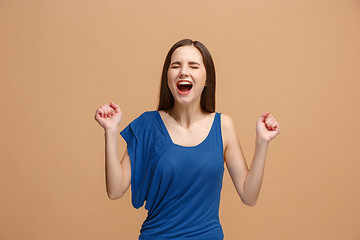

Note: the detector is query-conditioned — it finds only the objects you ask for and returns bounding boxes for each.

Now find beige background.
[1,0,360,239]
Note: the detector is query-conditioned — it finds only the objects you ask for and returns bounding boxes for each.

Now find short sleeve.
[120,114,148,209]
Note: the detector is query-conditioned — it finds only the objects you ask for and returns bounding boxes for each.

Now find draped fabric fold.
[120,111,225,240]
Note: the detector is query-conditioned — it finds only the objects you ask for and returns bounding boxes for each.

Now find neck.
[167,102,206,129]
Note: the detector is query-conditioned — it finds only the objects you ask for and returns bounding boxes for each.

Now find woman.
[94,39,280,240]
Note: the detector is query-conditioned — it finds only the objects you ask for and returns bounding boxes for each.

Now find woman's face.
[167,45,207,107]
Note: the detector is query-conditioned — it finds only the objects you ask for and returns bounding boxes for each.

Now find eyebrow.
[170,61,201,65]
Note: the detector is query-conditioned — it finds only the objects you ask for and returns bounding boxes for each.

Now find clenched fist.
[94,101,122,131]
[256,111,281,143]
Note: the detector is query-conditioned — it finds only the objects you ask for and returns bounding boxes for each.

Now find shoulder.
[127,110,158,132]
[138,110,158,118]
[220,113,236,132]
[219,113,238,148]
[132,110,158,123]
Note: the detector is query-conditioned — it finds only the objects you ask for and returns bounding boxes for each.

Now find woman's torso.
[122,110,225,240]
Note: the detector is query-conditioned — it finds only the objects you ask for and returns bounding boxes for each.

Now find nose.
[179,67,189,78]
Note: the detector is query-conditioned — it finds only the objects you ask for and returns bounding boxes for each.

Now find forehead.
[171,45,204,63]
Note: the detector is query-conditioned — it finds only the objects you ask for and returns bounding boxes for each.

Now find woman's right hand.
[94,101,123,131]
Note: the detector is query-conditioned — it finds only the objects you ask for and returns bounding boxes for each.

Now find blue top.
[120,111,225,240]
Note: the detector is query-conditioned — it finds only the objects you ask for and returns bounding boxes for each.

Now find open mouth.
[177,80,193,95]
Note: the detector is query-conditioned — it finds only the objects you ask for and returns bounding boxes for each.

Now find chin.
[175,96,201,107]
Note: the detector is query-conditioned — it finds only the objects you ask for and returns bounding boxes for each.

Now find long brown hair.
[157,39,216,113]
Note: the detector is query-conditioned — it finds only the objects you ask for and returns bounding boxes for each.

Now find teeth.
[178,81,192,85]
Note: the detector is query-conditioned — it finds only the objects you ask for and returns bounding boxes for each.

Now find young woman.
[94,39,280,240]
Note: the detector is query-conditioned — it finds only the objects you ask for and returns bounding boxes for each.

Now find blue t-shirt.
[120,111,225,240]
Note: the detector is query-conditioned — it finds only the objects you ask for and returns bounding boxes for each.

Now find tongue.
[178,85,192,93]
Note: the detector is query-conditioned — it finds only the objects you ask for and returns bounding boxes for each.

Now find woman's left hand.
[256,111,281,143]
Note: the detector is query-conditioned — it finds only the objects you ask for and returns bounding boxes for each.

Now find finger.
[263,111,271,122]
[266,119,276,130]
[103,105,114,116]
[266,115,278,128]
[102,107,109,116]
[270,122,277,129]
[267,124,275,131]
[107,108,113,117]
[110,101,121,113]
[265,119,273,126]
[106,107,113,116]
[102,104,112,115]
[265,114,274,121]
[275,123,281,133]
[257,111,270,124]
[102,109,109,118]
[98,108,105,118]
[100,105,107,113]
[265,117,274,125]
[262,111,270,118]
[95,109,101,119]
[270,115,278,123]
[270,122,279,132]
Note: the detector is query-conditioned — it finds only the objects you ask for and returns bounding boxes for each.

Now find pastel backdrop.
[1,0,359,239]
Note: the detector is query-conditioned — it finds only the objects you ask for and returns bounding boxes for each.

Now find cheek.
[196,70,207,85]
[167,71,177,92]
[167,70,177,83]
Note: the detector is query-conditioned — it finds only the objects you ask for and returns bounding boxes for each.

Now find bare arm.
[104,129,131,199]
[222,112,280,206]
[95,101,131,200]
